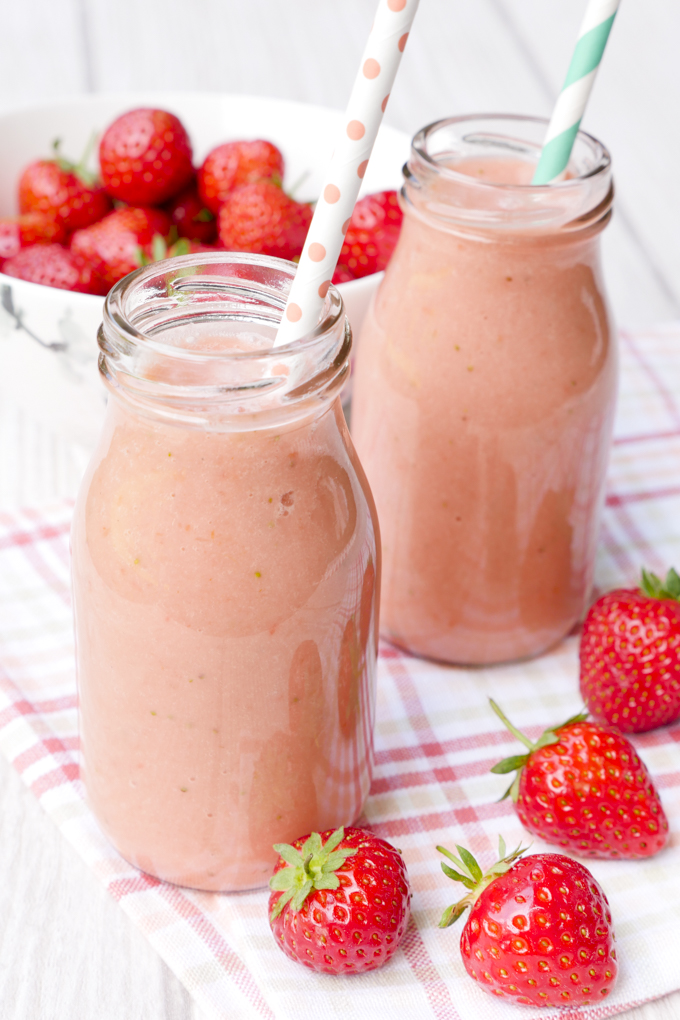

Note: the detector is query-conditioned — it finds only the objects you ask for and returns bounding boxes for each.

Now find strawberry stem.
[489,699,534,751]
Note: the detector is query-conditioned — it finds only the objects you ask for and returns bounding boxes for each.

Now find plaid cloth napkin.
[1,322,680,1020]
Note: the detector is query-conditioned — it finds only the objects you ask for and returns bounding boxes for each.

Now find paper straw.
[274,0,420,347]
[532,0,620,186]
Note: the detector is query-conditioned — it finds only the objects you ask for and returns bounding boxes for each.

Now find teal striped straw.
[532,0,620,186]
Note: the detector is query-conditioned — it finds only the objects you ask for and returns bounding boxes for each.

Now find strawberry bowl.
[0,92,408,506]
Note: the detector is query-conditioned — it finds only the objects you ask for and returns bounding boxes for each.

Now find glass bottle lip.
[405,113,613,235]
[411,113,611,191]
[103,250,346,362]
[98,252,351,431]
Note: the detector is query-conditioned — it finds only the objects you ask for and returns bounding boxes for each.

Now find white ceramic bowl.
[0,92,409,506]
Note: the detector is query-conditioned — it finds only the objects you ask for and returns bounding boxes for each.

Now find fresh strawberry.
[268,826,411,974]
[336,190,403,280]
[437,839,617,1007]
[165,183,216,243]
[332,264,356,284]
[2,244,105,294]
[70,206,172,290]
[490,700,669,859]
[217,181,312,261]
[16,211,68,246]
[18,140,112,232]
[198,140,284,214]
[0,213,69,266]
[0,221,21,268]
[580,567,680,732]
[99,108,194,206]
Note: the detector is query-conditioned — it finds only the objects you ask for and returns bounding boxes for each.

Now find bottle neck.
[403,114,613,243]
[98,253,351,432]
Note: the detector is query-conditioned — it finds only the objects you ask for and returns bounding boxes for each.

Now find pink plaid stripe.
[2,323,680,1019]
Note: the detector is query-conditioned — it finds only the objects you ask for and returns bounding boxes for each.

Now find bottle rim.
[103,250,346,363]
[98,252,351,430]
[404,113,613,235]
[411,113,611,192]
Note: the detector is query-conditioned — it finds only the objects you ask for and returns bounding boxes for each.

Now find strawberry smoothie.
[72,255,379,891]
[351,115,617,665]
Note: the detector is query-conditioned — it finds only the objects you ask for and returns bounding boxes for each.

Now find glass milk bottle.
[71,253,380,891]
[352,115,617,665]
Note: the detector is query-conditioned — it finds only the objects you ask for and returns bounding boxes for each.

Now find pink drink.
[351,115,617,665]
[72,257,379,891]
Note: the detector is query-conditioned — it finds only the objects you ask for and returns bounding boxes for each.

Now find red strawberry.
[99,108,194,206]
[332,264,356,285]
[437,840,617,1008]
[70,206,172,290]
[268,826,411,974]
[0,221,21,268]
[16,211,68,246]
[165,183,216,243]
[198,140,284,214]
[490,700,669,859]
[0,214,69,266]
[18,141,112,232]
[580,567,680,732]
[336,190,403,280]
[2,244,105,294]
[217,181,312,261]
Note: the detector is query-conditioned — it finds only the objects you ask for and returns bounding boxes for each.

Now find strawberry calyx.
[193,208,215,223]
[489,699,588,802]
[269,827,357,921]
[135,230,192,267]
[50,135,100,188]
[640,566,680,602]
[437,836,529,927]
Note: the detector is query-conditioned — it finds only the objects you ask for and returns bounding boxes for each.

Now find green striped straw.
[532,0,620,185]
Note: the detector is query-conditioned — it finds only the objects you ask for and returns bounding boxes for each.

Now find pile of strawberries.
[0,106,403,295]
[266,567,680,1009]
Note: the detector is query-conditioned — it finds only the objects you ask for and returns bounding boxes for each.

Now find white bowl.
[0,92,409,506]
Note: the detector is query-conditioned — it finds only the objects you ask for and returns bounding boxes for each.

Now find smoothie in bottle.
[72,254,380,891]
[351,115,617,665]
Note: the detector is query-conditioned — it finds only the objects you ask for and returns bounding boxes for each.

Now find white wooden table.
[0,1,678,1016]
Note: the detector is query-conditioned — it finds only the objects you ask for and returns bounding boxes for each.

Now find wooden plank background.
[0,1,678,1016]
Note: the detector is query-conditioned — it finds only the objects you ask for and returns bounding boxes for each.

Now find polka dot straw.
[274,0,421,347]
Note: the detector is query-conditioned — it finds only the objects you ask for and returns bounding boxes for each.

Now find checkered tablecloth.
[1,322,680,1020]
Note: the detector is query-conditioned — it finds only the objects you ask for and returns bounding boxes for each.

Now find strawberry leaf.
[666,568,680,598]
[436,845,474,880]
[269,869,296,892]
[640,567,680,602]
[291,879,313,912]
[456,845,483,883]
[490,754,529,774]
[194,208,215,223]
[269,888,294,921]
[273,843,304,868]
[321,827,346,855]
[323,848,356,871]
[438,902,468,928]
[151,233,167,262]
[313,873,340,890]
[498,835,506,860]
[440,862,475,888]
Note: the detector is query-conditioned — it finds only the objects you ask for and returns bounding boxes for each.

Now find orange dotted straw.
[274,0,421,347]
